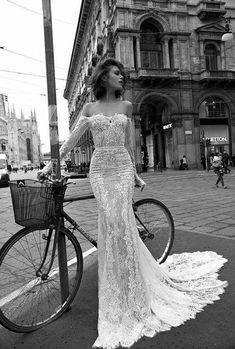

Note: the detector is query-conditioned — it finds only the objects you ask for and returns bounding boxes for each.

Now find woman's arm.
[124,101,146,191]
[59,115,89,160]
[38,105,90,177]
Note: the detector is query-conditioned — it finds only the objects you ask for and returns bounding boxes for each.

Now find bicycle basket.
[9,179,64,227]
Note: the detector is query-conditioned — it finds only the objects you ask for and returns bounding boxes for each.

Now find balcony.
[197,1,226,21]
[130,68,179,81]
[199,70,235,86]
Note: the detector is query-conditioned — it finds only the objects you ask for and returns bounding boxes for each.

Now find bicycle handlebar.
[37,172,87,184]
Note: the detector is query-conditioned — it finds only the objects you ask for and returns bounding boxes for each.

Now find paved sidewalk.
[137,169,235,240]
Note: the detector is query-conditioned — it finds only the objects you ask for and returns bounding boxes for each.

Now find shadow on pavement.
[0,230,234,349]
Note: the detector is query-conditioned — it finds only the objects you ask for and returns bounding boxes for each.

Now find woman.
[39,58,228,349]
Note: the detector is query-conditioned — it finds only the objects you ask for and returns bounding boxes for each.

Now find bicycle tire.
[0,225,83,333]
[134,198,174,264]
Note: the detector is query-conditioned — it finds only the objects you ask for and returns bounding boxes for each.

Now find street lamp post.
[41,0,68,304]
[42,0,61,180]
[221,17,234,42]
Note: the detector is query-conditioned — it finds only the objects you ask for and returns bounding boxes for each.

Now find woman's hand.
[37,162,52,180]
[135,175,146,191]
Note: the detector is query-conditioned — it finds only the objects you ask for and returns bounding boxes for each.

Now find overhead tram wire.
[5,0,75,25]
[0,69,66,81]
[0,47,66,71]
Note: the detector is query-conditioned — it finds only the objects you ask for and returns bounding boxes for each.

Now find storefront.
[200,124,229,156]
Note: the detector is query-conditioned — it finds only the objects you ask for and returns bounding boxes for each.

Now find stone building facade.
[64,0,235,170]
[0,94,42,167]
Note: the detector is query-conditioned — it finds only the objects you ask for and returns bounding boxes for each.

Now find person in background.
[213,153,227,189]
[231,154,235,166]
[201,154,206,170]
[222,151,231,174]
[182,155,189,170]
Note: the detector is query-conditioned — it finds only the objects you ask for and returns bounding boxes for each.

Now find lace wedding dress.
[59,113,228,349]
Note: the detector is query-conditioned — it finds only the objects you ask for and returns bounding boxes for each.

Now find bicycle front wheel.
[134,198,174,264]
[0,225,83,332]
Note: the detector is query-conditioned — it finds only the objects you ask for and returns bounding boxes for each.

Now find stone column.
[173,115,200,169]
[136,35,141,69]
[221,42,225,70]
[193,117,201,168]
[173,39,179,69]
[172,118,183,169]
[164,38,170,68]
[199,40,205,70]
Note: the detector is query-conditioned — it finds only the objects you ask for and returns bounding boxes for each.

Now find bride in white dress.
[40,58,228,349]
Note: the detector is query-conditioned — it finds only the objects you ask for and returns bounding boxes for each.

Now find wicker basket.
[10,179,58,227]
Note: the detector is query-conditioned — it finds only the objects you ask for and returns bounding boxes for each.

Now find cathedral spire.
[21,109,25,120]
[11,105,16,119]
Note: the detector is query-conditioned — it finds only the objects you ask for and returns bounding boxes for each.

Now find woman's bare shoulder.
[122,100,133,117]
[82,102,96,117]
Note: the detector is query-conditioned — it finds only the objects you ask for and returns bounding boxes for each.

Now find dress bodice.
[59,112,131,160]
[89,113,128,148]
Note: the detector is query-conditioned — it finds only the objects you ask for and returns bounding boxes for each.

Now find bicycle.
[0,176,174,333]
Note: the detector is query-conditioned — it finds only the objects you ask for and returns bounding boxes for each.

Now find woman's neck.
[100,89,118,103]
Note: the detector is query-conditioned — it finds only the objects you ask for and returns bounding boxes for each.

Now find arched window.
[204,44,218,71]
[199,97,228,118]
[205,97,226,118]
[140,20,163,69]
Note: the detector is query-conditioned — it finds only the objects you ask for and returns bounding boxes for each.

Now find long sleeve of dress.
[41,115,89,175]
[59,115,89,160]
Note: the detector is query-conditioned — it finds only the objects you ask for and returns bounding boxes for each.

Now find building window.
[205,97,226,118]
[204,44,218,70]
[140,20,163,69]
[169,39,174,69]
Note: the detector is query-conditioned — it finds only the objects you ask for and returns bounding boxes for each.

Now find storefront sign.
[210,137,227,142]
[163,123,172,130]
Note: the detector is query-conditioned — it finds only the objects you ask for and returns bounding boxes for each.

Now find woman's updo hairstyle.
[91,58,126,100]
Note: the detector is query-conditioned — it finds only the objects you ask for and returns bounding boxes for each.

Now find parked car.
[0,154,10,187]
[0,168,10,187]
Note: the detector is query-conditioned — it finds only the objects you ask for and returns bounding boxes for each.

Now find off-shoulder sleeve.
[60,115,89,160]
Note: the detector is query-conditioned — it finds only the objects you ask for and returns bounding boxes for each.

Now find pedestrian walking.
[38,58,228,349]
[207,153,214,172]
[222,151,231,174]
[232,154,235,167]
[201,154,206,170]
[213,154,227,189]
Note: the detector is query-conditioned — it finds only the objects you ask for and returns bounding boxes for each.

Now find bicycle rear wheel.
[134,198,174,264]
[0,225,83,332]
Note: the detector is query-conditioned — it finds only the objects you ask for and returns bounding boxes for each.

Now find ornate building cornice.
[64,0,93,100]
